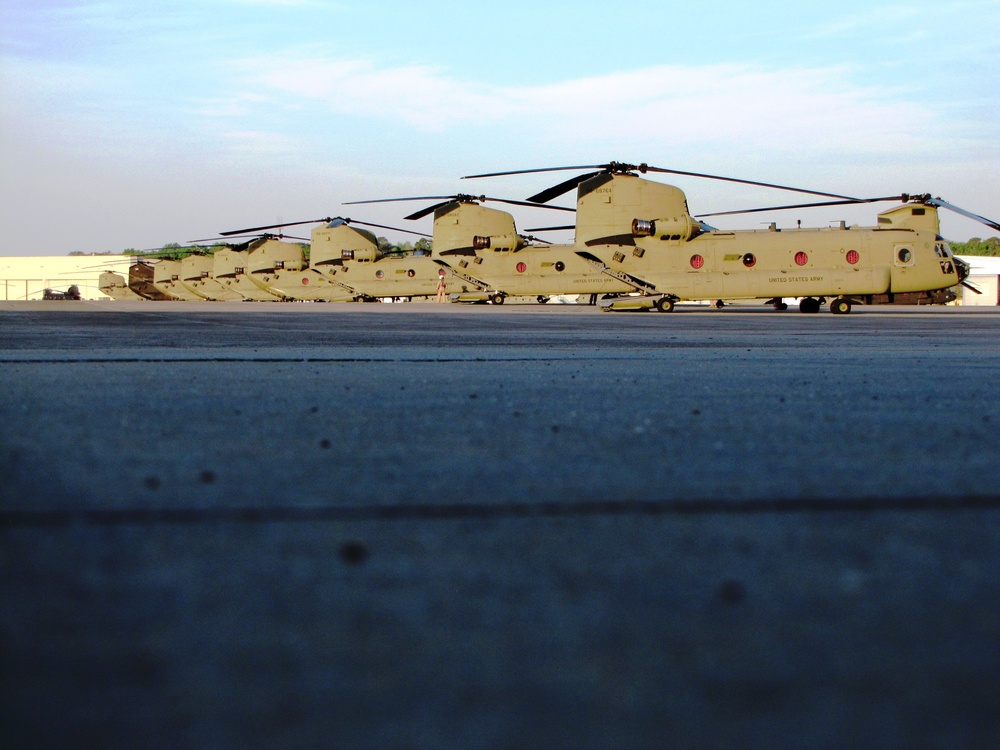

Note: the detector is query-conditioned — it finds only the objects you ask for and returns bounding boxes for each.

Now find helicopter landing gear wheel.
[490,294,505,305]
[537,295,549,304]
[713,299,725,309]
[799,297,821,314]
[655,297,675,313]
[773,299,788,311]
[830,297,852,315]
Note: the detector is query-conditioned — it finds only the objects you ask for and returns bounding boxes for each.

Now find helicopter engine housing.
[473,233,523,252]
[632,215,701,242]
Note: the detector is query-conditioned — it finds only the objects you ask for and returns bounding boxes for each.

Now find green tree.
[949,237,1000,256]
[377,237,417,256]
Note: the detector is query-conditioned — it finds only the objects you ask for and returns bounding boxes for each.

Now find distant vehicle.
[42,285,82,300]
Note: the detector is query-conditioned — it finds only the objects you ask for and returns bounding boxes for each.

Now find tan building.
[0,255,132,301]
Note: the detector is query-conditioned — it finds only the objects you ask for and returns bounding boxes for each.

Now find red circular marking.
[301,278,309,285]
[516,262,527,273]
[690,254,704,269]
[846,250,860,264]
[795,251,808,266]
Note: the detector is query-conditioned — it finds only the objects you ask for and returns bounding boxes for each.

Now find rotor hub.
[606,161,648,174]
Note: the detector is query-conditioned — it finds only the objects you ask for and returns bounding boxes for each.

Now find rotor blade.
[525,225,577,232]
[342,219,432,238]
[125,251,199,261]
[343,196,459,206]
[349,194,575,221]
[466,161,860,201]
[404,201,453,221]
[75,258,136,270]
[196,232,311,243]
[114,244,216,260]
[528,172,601,204]
[462,164,607,179]
[490,197,575,212]
[189,236,237,244]
[345,195,472,221]
[347,194,573,212]
[642,165,859,200]
[927,198,1000,233]
[218,217,336,236]
[695,196,904,219]
[962,281,983,295]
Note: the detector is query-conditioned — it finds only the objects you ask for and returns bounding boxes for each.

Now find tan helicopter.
[215,218,440,302]
[125,260,176,301]
[246,235,353,302]
[95,249,218,301]
[338,195,632,303]
[462,161,995,313]
[219,206,589,303]
[99,270,145,300]
[151,258,206,301]
[242,233,350,301]
[90,254,153,300]
[174,251,239,301]
[208,243,287,301]
[135,251,229,301]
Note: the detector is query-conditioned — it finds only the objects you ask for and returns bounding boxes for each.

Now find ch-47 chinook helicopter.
[130,239,292,301]
[94,246,222,301]
[341,194,632,303]
[99,270,144,300]
[216,217,440,301]
[220,202,593,303]
[126,259,177,301]
[87,256,150,300]
[462,161,997,313]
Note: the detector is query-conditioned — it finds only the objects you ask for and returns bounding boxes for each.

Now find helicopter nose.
[954,256,971,282]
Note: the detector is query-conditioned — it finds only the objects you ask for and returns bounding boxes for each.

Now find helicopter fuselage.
[559,172,964,311]
[585,222,959,303]
[152,259,204,301]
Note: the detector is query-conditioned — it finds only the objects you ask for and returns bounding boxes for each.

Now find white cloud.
[229,55,945,156]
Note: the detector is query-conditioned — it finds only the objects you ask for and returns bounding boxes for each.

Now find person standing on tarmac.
[436,271,448,303]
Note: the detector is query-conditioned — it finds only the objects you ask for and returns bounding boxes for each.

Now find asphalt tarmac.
[2,301,1000,749]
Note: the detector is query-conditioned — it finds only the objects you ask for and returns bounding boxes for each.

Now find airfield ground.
[2,301,999,749]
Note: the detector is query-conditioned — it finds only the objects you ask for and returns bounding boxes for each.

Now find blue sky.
[2,0,998,255]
